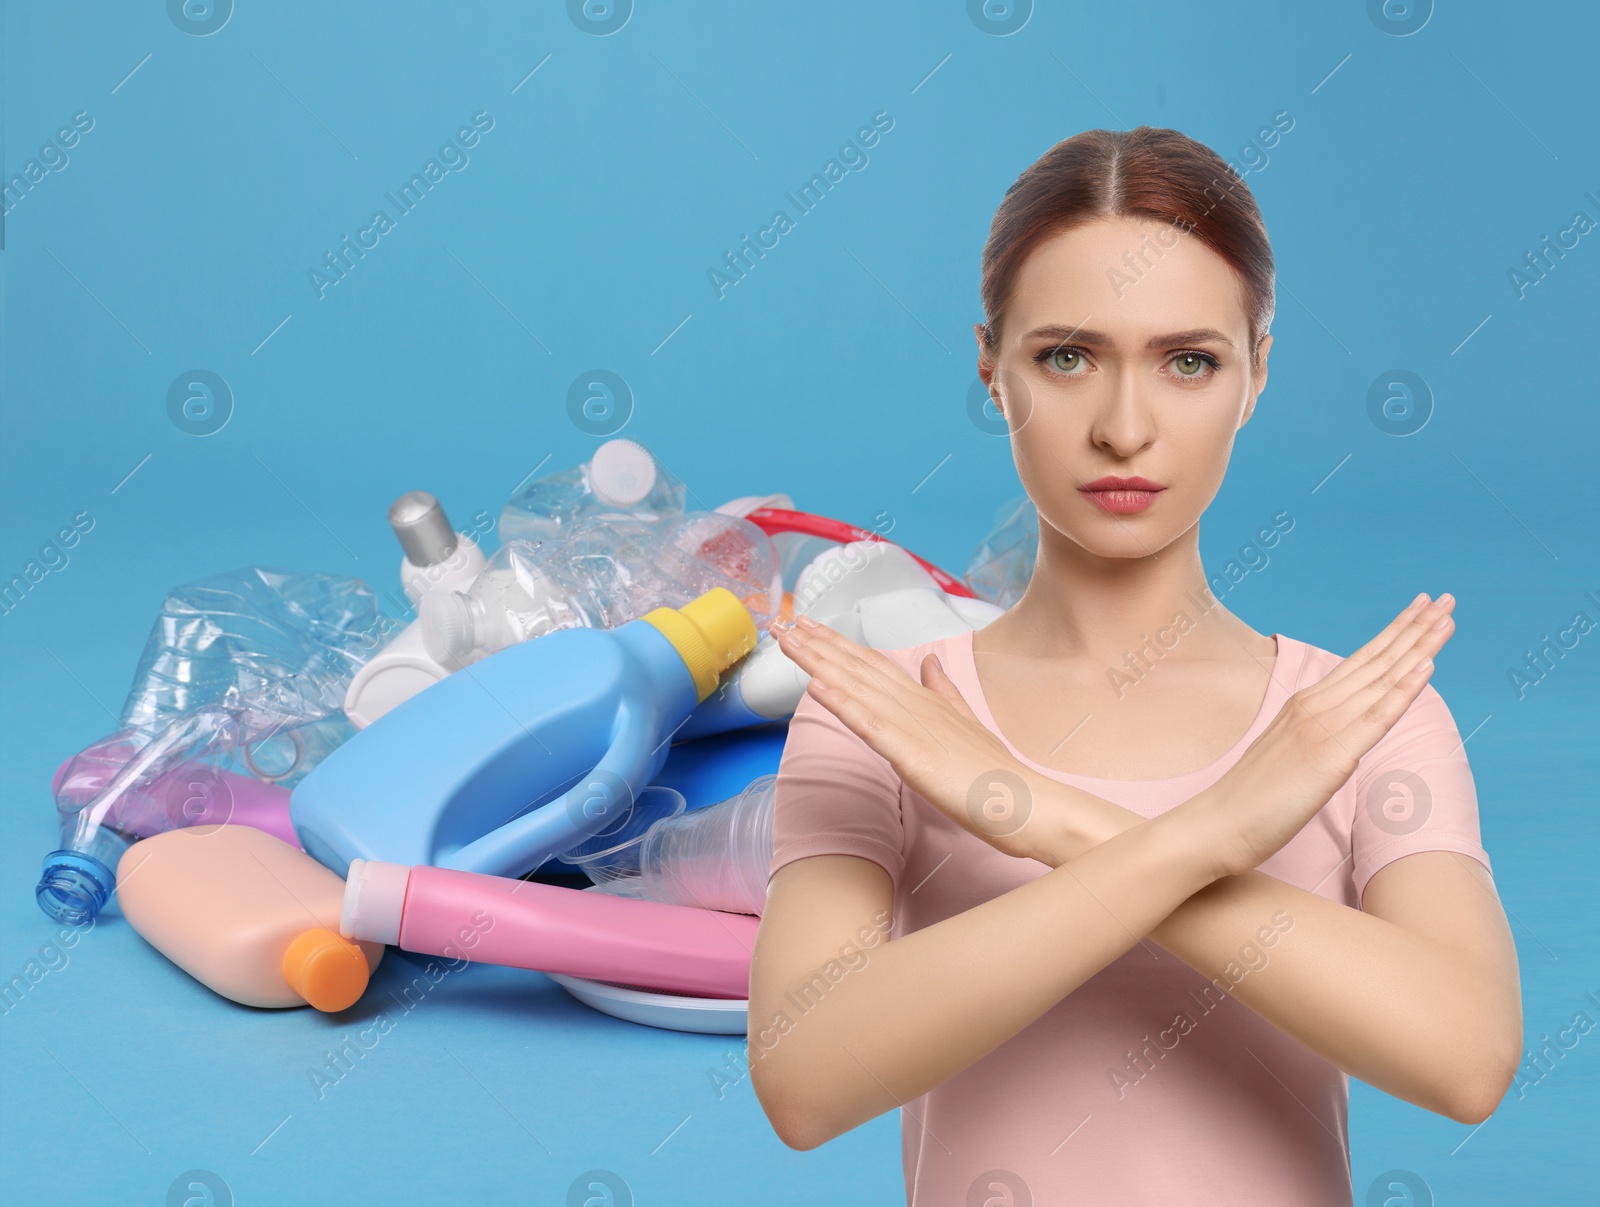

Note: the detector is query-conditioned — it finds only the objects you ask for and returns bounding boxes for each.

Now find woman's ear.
[975,323,1000,412]
[1239,332,1272,428]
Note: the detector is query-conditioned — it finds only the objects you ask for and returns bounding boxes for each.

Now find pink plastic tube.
[339,860,758,999]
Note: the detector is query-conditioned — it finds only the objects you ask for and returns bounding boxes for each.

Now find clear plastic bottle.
[40,707,240,924]
[417,539,597,669]
[421,511,779,668]
[499,438,687,546]
[119,565,381,761]
[964,495,1038,609]
[675,511,783,614]
[567,511,782,630]
[38,567,381,924]
[51,729,300,841]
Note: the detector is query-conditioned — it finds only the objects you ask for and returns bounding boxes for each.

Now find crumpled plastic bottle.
[499,438,687,546]
[421,511,780,669]
[37,567,382,925]
[964,495,1038,609]
[50,731,299,847]
[39,709,269,925]
[120,566,379,748]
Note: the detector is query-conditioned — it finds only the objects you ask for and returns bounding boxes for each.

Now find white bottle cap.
[419,591,475,662]
[588,439,657,508]
[340,858,410,947]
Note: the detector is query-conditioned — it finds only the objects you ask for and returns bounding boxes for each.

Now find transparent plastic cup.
[557,785,688,893]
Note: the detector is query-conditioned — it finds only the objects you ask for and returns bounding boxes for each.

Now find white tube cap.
[340,858,410,947]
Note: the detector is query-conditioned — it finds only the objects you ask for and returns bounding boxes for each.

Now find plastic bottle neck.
[36,850,118,925]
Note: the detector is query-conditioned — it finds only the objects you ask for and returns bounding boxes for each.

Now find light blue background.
[2,2,1595,1203]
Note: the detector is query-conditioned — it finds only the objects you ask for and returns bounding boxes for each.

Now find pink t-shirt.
[768,628,1491,1207]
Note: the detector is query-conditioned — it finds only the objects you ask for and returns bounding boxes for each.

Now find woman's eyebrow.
[1023,324,1235,349]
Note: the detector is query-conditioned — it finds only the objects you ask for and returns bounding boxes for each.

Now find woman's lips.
[1079,476,1166,514]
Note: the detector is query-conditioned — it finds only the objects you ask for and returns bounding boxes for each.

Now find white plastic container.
[390,490,487,605]
[343,622,450,729]
[344,492,484,728]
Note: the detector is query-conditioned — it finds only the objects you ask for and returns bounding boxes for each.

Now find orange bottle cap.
[281,927,370,1012]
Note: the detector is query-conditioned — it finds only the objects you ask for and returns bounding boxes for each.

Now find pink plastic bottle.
[340,861,758,999]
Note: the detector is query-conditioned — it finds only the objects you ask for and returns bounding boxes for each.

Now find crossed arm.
[749,596,1523,1150]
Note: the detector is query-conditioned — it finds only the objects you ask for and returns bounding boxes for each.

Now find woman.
[748,127,1522,1206]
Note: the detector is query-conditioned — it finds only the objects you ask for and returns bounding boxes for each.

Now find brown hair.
[978,127,1275,370]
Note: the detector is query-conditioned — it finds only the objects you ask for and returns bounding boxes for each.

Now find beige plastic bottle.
[117,825,383,1011]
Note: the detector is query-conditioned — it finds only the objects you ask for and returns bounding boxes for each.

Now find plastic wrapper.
[965,495,1038,608]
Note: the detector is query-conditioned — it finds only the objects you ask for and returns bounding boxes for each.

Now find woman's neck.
[975,520,1265,664]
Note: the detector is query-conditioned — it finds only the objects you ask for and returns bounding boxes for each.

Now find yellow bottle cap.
[641,586,757,701]
[281,927,370,1012]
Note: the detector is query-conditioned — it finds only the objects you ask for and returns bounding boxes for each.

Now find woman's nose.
[1088,372,1156,458]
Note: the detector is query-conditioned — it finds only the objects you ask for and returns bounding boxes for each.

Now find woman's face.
[977,216,1271,561]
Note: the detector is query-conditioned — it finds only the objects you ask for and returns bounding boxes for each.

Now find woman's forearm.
[1147,868,1519,1123]
[751,808,1218,1148]
[1033,783,1521,1123]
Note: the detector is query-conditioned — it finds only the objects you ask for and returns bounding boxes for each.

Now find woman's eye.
[1170,351,1217,379]
[1043,347,1084,374]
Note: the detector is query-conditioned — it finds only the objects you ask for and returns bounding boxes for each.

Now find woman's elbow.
[768,1112,832,1152]
[753,1088,826,1151]
[1441,1080,1507,1126]
[1439,1045,1520,1125]
[751,1061,842,1151]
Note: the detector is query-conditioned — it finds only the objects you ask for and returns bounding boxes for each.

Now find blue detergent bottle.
[289,587,757,879]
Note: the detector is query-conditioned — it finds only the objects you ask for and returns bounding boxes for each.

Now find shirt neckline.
[951,626,1304,789]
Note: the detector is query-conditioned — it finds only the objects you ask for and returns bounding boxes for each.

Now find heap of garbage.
[37,439,1034,1034]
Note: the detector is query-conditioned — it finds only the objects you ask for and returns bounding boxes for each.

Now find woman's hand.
[770,615,1072,864]
[1188,592,1458,880]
